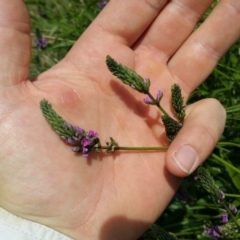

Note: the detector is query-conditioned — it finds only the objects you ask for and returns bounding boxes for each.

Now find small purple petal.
[233,207,238,214]
[81,138,92,147]
[88,130,98,138]
[66,123,72,129]
[35,37,48,50]
[229,204,238,214]
[74,126,85,134]
[218,190,225,203]
[143,96,152,104]
[220,190,225,199]
[97,0,108,9]
[67,138,74,144]
[205,226,221,238]
[156,90,163,102]
[72,136,79,141]
[178,122,183,127]
[82,147,89,158]
[221,214,228,223]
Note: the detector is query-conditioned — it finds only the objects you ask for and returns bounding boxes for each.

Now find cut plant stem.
[100,146,168,151]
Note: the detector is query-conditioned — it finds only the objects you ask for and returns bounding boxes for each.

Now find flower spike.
[106,55,150,94]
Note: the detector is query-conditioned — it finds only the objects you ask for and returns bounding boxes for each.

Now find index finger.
[70,0,168,51]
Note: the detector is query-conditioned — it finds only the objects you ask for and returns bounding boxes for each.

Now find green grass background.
[26,0,240,239]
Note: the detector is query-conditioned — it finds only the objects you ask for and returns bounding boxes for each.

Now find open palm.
[0,0,238,239]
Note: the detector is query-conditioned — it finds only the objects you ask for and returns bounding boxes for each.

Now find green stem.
[224,193,240,198]
[147,92,170,117]
[217,142,240,148]
[212,153,240,174]
[100,146,168,151]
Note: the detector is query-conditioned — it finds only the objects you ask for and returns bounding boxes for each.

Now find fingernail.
[172,145,198,174]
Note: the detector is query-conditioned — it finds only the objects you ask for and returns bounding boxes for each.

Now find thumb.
[165,98,226,177]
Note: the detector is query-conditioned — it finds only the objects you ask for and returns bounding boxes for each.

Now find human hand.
[0,0,239,239]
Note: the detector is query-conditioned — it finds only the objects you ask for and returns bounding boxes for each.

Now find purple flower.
[143,96,153,104]
[97,0,108,9]
[74,126,84,135]
[81,138,92,147]
[35,37,48,50]
[83,147,89,158]
[65,123,100,157]
[156,90,163,102]
[229,204,238,214]
[217,190,225,203]
[88,130,98,139]
[143,90,163,105]
[67,138,75,144]
[220,190,225,199]
[220,214,228,223]
[204,225,221,239]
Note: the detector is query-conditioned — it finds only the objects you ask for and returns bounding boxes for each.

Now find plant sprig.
[40,55,186,157]
[106,55,185,142]
[40,99,168,157]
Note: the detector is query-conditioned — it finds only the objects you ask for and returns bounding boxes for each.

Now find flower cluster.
[40,99,168,157]
[204,225,221,239]
[197,167,239,238]
[143,89,163,105]
[65,124,100,157]
[35,37,48,50]
[106,56,185,142]
[204,203,239,239]
[40,99,101,158]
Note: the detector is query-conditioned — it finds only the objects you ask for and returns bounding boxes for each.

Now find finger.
[168,0,240,94]
[134,0,213,62]
[0,0,31,86]
[67,0,168,59]
[165,98,226,177]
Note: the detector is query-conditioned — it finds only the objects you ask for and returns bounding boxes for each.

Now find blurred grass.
[26,0,240,239]
[27,0,100,74]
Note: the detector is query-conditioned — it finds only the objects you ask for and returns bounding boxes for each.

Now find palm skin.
[0,0,239,239]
